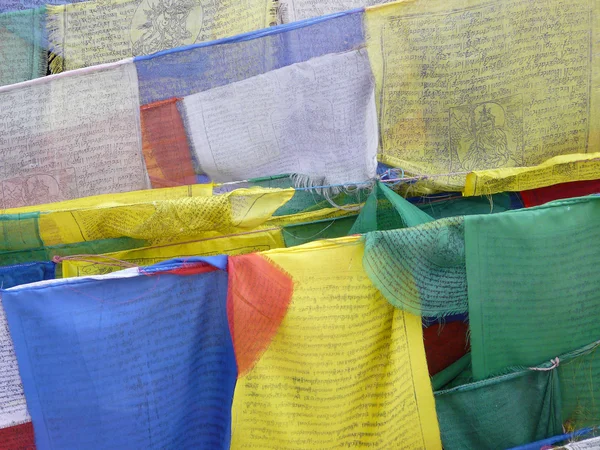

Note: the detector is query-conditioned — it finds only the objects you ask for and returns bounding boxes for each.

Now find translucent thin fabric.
[180,49,378,185]
[0,7,46,86]
[230,237,442,449]
[0,61,149,208]
[363,217,467,317]
[47,0,277,72]
[2,0,600,193]
[0,10,378,207]
[366,0,600,191]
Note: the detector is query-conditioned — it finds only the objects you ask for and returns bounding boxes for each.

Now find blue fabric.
[507,427,597,449]
[0,261,54,288]
[135,9,365,105]
[2,256,236,450]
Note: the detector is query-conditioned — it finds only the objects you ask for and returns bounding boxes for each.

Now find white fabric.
[0,296,29,429]
[182,49,378,186]
[0,61,149,209]
[565,436,600,449]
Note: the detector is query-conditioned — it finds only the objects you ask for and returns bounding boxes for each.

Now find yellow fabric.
[366,0,600,191]
[47,0,276,72]
[4,184,213,214]
[266,205,358,227]
[2,187,293,250]
[463,152,600,196]
[61,228,284,277]
[231,237,442,449]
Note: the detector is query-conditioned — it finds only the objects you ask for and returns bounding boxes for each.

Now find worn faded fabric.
[0,184,291,250]
[47,0,277,73]
[134,10,365,105]
[0,61,149,208]
[366,0,600,192]
[1,0,84,13]
[140,99,197,188]
[363,216,467,317]
[61,229,285,277]
[0,8,46,87]
[181,49,378,186]
[279,0,391,22]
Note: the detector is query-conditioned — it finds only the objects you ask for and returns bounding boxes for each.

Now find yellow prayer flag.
[3,184,213,214]
[463,152,600,196]
[47,0,276,72]
[61,228,284,277]
[1,187,294,249]
[230,237,441,449]
[366,0,600,191]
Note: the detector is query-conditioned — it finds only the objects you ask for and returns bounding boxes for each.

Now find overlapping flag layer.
[0,0,599,448]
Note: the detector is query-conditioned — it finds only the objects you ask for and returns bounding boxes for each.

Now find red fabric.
[228,253,293,376]
[146,261,218,276]
[0,422,36,450]
[423,321,469,376]
[140,99,197,188]
[520,179,600,207]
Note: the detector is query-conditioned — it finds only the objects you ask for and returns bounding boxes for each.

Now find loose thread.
[529,357,560,371]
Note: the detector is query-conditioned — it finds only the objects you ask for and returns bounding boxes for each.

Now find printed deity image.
[1,169,78,209]
[449,96,524,172]
[131,0,203,55]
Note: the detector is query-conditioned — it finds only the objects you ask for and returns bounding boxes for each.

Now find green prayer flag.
[466,197,600,380]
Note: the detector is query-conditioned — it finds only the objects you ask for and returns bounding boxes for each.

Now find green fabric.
[559,340,600,429]
[363,216,467,317]
[0,212,43,251]
[0,7,47,87]
[416,193,513,219]
[0,237,146,277]
[431,353,472,391]
[282,215,357,247]
[434,369,563,450]
[281,181,433,247]
[466,197,600,380]
[350,181,433,234]
[245,175,371,217]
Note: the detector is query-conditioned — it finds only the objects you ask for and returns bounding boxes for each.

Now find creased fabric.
[363,217,467,318]
[181,49,378,185]
[0,261,56,450]
[134,10,365,105]
[0,61,148,208]
[2,257,236,449]
[366,0,600,192]
[230,237,442,449]
[140,99,196,188]
[435,369,562,450]
[466,197,600,380]
[48,0,277,73]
